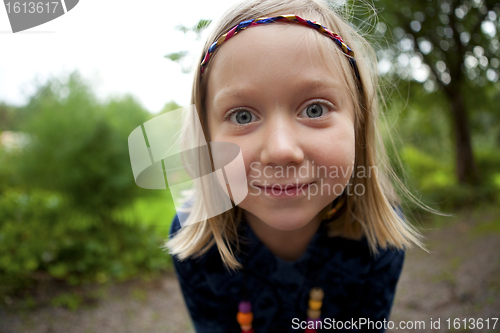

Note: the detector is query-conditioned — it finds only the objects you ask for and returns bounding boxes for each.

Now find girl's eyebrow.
[212,87,250,109]
[212,77,346,109]
[294,77,345,95]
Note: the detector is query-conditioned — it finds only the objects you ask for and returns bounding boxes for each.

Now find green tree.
[15,71,151,217]
[165,20,213,73]
[0,102,20,131]
[370,0,500,184]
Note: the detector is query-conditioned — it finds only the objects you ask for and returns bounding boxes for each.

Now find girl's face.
[206,24,356,232]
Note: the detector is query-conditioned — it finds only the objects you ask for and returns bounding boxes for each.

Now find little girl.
[167,0,425,332]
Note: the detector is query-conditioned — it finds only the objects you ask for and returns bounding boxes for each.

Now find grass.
[114,192,177,239]
[414,203,500,288]
[432,270,456,285]
[50,292,82,311]
[418,202,500,231]
[471,216,500,235]
[130,288,148,303]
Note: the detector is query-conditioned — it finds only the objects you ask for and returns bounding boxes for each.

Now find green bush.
[400,145,455,190]
[398,145,499,210]
[0,188,172,296]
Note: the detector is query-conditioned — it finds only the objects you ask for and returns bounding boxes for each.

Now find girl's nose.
[259,115,304,166]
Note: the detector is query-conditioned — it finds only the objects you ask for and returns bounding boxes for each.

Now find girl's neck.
[244,212,323,262]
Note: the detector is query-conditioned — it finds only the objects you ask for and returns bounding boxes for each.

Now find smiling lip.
[257,182,313,190]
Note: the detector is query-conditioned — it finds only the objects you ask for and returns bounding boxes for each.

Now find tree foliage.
[368,0,500,184]
[14,71,152,217]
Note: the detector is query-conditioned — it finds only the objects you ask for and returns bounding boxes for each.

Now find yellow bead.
[309,287,324,301]
[308,309,321,319]
[308,299,322,310]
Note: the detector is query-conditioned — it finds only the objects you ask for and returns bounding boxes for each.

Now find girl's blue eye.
[227,109,256,125]
[300,103,330,119]
[306,104,324,118]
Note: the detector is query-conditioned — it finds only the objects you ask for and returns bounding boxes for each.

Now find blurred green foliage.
[50,292,82,311]
[382,82,500,211]
[0,71,176,298]
[0,188,172,291]
[14,72,151,217]
[367,0,500,184]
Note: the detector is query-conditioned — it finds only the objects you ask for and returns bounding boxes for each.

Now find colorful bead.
[305,286,323,332]
[237,286,326,332]
[237,300,253,332]
[307,308,321,319]
[238,300,252,313]
[309,287,324,301]
[241,324,252,331]
[308,299,322,310]
[237,312,253,325]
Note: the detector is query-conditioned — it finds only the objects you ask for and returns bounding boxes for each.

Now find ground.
[1,207,499,333]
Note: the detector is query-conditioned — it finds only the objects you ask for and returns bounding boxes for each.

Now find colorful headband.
[200,14,361,85]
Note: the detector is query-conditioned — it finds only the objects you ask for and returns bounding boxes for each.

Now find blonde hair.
[166,0,433,271]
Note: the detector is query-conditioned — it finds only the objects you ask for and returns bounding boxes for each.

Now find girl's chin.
[252,214,317,232]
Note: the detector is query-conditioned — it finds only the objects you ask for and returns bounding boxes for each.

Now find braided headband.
[200,14,361,85]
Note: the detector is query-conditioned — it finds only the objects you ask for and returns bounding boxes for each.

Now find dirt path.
[387,209,500,333]
[1,209,499,333]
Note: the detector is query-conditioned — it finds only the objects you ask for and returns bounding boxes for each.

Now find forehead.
[206,23,351,102]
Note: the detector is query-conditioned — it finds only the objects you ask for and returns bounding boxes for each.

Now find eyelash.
[223,100,335,126]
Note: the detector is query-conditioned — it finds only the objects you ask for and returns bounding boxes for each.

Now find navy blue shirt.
[169,213,405,332]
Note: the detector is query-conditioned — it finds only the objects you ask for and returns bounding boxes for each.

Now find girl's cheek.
[229,147,255,179]
[244,150,260,179]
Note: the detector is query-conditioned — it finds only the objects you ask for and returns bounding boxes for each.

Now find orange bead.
[237,312,253,325]
[308,299,322,310]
